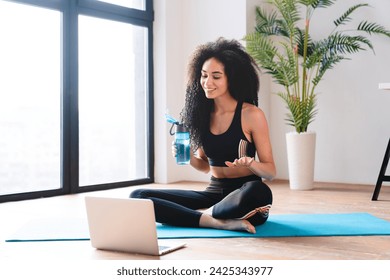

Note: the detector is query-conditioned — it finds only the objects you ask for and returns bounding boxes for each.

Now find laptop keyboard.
[158,245,170,251]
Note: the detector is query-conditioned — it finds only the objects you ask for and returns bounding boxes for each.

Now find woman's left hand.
[225,157,254,168]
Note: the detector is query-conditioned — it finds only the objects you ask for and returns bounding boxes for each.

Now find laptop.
[85,196,186,256]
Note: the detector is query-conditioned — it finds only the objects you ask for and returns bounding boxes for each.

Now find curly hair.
[180,37,260,150]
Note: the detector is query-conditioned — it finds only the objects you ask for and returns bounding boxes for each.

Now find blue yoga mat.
[5,213,390,242]
[158,213,390,238]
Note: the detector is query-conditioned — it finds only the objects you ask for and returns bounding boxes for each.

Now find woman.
[131,38,276,233]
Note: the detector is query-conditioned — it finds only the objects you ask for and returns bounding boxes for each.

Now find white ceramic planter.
[286,131,316,190]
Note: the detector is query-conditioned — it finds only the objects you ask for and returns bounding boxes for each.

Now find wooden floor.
[0,180,389,260]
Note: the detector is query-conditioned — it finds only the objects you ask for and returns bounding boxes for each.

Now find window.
[97,0,145,10]
[0,1,61,196]
[78,15,148,186]
[0,0,154,202]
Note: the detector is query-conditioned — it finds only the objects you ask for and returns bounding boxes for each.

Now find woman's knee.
[212,180,272,226]
[242,180,273,205]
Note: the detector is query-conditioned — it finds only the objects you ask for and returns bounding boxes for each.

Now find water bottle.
[174,124,190,165]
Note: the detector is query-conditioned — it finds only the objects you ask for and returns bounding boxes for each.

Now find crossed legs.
[130,180,272,234]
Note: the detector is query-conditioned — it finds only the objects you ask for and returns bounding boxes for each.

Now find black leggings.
[130,175,272,227]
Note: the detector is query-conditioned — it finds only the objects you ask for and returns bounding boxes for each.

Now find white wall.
[154,0,390,186]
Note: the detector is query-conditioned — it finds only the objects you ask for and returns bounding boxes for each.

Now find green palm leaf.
[333,4,368,27]
[273,0,300,39]
[278,92,317,132]
[357,21,390,37]
[255,7,287,37]
[301,0,335,8]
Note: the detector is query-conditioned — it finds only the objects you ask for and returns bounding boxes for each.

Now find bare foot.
[222,219,256,234]
[199,213,256,234]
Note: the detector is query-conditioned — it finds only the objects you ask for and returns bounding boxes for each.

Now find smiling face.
[200,57,230,100]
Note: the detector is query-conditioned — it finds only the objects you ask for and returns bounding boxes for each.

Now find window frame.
[0,0,154,202]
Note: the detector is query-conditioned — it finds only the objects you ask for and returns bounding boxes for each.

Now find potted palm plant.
[245,0,390,190]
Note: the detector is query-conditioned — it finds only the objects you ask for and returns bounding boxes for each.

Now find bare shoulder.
[242,102,267,123]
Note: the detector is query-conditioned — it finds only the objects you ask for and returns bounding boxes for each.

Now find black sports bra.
[202,101,256,167]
